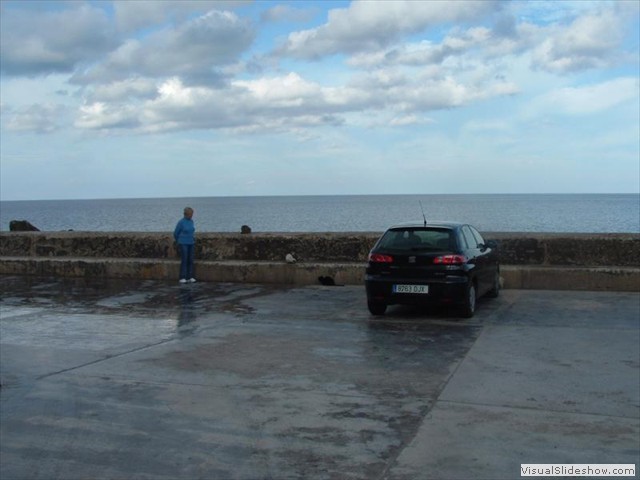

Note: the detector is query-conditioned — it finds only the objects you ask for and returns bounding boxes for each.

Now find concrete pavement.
[1,276,638,479]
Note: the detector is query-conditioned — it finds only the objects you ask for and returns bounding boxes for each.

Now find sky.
[0,0,639,201]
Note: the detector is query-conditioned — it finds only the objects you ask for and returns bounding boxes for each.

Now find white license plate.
[393,284,429,294]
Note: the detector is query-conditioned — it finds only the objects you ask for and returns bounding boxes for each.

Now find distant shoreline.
[2,192,639,203]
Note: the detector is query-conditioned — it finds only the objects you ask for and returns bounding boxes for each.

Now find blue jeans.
[179,244,194,280]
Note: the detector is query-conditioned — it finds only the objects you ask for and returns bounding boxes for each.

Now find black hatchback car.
[365,222,500,317]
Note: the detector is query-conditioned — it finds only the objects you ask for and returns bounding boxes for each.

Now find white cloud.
[73,67,519,135]
[76,75,349,133]
[5,103,67,133]
[235,73,323,106]
[531,77,640,116]
[532,10,626,73]
[347,26,510,70]
[389,114,429,126]
[86,78,158,103]
[75,102,139,130]
[73,10,255,86]
[278,0,501,59]
[113,0,250,32]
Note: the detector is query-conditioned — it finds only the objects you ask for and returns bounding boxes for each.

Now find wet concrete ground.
[1,276,638,480]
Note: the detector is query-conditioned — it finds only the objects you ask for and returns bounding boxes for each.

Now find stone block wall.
[1,231,639,267]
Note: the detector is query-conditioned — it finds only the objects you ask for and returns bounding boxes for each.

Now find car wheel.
[460,282,476,318]
[487,271,500,298]
[368,301,387,316]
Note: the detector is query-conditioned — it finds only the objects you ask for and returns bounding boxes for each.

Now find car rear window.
[377,228,454,251]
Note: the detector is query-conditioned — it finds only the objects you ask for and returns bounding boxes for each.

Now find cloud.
[75,102,140,130]
[0,4,117,76]
[389,114,430,127]
[86,78,158,103]
[5,103,67,133]
[531,77,640,116]
[0,1,632,141]
[531,10,627,73]
[260,5,317,24]
[113,0,251,32]
[76,75,349,133]
[345,5,634,78]
[74,66,519,135]
[73,10,255,86]
[277,0,500,59]
[348,27,496,68]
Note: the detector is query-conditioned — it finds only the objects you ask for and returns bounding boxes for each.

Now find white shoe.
[179,279,187,284]
[189,278,197,283]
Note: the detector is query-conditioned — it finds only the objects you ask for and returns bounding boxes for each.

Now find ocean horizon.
[1,193,639,234]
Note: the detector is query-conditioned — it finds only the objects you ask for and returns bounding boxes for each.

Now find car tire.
[460,282,476,318]
[486,271,500,298]
[368,301,387,316]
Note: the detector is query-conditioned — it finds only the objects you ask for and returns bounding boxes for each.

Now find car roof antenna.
[419,201,427,226]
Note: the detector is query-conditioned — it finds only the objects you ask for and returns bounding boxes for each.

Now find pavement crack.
[36,337,178,380]
[438,399,640,421]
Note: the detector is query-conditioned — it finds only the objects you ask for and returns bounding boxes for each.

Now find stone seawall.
[1,232,639,291]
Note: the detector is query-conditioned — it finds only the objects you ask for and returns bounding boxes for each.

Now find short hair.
[184,207,193,214]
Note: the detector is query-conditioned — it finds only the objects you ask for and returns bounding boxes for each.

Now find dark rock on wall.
[9,220,40,232]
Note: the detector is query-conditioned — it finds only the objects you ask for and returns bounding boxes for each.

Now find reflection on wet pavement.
[4,276,634,479]
[0,276,482,479]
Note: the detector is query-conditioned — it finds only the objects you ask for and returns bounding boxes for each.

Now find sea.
[0,194,638,234]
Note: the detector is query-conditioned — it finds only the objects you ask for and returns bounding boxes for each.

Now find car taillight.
[369,253,393,263]
[433,254,467,265]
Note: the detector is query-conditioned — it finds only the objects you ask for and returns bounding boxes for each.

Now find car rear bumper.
[365,274,469,306]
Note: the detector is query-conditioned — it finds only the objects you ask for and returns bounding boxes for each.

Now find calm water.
[1,194,638,233]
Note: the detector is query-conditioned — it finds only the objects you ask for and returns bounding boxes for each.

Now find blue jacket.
[174,218,195,245]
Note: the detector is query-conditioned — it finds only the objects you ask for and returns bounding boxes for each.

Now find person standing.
[174,207,196,283]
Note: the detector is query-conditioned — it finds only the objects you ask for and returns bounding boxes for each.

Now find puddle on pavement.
[96,293,158,308]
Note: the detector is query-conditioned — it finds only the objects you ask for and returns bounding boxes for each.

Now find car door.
[469,225,497,295]
[459,225,481,283]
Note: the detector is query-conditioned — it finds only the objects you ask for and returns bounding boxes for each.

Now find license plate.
[393,284,429,294]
